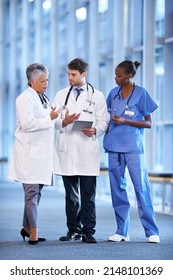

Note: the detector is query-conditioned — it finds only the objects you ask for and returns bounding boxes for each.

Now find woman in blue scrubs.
[103,60,160,243]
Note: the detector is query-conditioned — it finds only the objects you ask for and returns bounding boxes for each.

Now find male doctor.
[54,58,109,243]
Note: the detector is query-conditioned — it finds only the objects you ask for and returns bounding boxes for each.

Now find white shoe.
[107,234,130,242]
[148,235,160,243]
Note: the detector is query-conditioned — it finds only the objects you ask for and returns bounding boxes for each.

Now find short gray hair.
[26,63,49,84]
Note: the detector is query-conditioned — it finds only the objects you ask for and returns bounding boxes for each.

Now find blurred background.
[0,0,173,214]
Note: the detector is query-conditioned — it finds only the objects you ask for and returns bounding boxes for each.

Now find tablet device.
[72,120,93,131]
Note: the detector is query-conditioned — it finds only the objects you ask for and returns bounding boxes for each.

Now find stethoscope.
[109,83,135,112]
[28,84,54,110]
[38,93,54,110]
[63,82,95,114]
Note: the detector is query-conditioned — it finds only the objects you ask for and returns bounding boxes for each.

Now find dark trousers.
[62,175,96,235]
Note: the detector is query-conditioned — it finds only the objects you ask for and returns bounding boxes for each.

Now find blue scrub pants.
[108,152,159,237]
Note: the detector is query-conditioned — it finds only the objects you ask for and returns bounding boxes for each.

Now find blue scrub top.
[103,85,158,153]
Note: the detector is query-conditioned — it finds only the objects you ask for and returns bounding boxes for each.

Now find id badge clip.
[124,108,134,117]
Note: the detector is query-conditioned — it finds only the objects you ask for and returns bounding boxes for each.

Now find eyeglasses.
[83,100,95,114]
[83,108,93,114]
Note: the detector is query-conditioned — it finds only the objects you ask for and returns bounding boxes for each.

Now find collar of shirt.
[73,84,86,99]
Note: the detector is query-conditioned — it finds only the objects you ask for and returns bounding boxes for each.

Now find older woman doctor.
[8,63,59,245]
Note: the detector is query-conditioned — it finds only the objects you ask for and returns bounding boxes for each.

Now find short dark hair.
[116,60,141,78]
[68,58,88,74]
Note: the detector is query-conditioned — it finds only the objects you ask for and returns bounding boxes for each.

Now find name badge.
[124,109,134,117]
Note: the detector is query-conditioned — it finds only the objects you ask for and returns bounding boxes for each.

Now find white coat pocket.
[56,133,67,152]
[82,136,98,152]
[30,144,46,159]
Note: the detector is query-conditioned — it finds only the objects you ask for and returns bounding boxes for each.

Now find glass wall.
[0,0,173,177]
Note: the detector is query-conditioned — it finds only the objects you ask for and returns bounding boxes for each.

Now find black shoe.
[82,233,97,243]
[28,240,38,245]
[59,231,82,241]
[20,228,29,241]
[20,228,46,242]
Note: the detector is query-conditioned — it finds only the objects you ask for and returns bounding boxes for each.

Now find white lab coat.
[8,87,54,185]
[53,85,109,176]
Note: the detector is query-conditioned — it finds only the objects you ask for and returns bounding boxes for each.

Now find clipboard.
[72,120,93,131]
